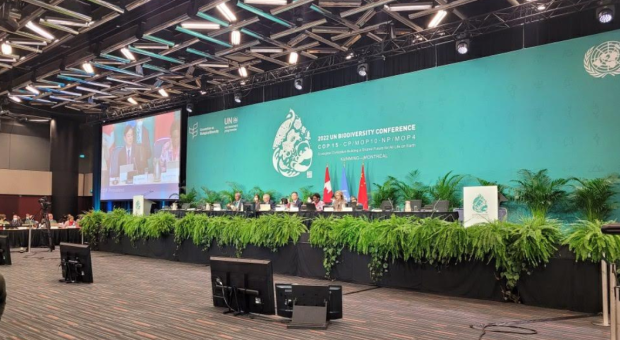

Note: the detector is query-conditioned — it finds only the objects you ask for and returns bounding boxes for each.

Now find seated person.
[262,194,276,210]
[288,192,303,209]
[159,121,181,172]
[349,196,364,209]
[311,193,325,211]
[0,273,6,321]
[252,194,261,211]
[9,215,22,228]
[332,191,347,211]
[40,213,56,228]
[64,214,76,227]
[24,214,36,226]
[228,192,245,211]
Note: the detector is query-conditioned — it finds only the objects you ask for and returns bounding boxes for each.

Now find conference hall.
[1,0,620,339]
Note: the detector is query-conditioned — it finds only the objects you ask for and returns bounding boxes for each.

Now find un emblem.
[584,41,620,78]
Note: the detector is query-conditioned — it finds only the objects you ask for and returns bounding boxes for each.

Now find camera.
[39,197,51,211]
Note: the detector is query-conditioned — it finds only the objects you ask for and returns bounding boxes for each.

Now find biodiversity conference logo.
[472,194,488,214]
[272,109,313,177]
[584,41,620,78]
[189,122,199,139]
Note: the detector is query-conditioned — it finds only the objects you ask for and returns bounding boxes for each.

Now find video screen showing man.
[116,125,147,177]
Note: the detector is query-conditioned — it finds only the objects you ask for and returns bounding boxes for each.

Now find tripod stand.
[38,207,54,252]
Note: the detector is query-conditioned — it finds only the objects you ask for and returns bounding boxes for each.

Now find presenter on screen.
[262,194,276,210]
[160,120,181,172]
[117,125,147,175]
[289,192,303,209]
[229,192,245,211]
[311,193,325,211]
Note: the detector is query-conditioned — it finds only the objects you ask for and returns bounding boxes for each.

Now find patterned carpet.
[0,249,610,340]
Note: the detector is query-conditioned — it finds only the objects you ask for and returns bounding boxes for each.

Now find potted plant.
[570,175,618,222]
[428,171,465,209]
[512,169,569,219]
[389,170,429,209]
[370,178,399,209]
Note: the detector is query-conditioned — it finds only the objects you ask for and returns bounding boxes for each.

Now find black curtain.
[50,117,79,218]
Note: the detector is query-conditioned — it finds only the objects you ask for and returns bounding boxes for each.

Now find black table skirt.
[0,229,82,248]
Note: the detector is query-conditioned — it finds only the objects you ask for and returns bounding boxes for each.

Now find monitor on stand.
[0,236,11,266]
[275,283,343,328]
[210,257,275,315]
[60,243,93,283]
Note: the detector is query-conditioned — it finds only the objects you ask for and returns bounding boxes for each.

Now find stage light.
[26,85,40,95]
[8,95,21,103]
[384,2,432,11]
[217,3,237,22]
[199,62,229,68]
[250,47,284,53]
[158,88,169,97]
[231,30,241,46]
[82,62,95,74]
[288,51,299,64]
[345,52,354,60]
[181,21,220,29]
[238,66,248,77]
[294,78,303,90]
[456,39,469,55]
[1,43,12,55]
[26,21,55,40]
[428,10,447,28]
[536,3,546,11]
[120,47,136,61]
[127,97,138,105]
[244,0,287,5]
[357,63,368,77]
[186,103,194,112]
[597,5,615,23]
[234,92,241,103]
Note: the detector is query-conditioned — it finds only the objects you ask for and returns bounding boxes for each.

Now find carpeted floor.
[0,249,610,340]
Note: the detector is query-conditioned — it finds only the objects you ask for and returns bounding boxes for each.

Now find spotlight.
[1,43,12,55]
[345,52,354,60]
[8,95,21,103]
[294,78,303,90]
[357,63,368,77]
[536,3,546,11]
[234,92,241,103]
[597,5,615,23]
[127,97,138,105]
[158,88,169,97]
[82,62,95,74]
[186,103,194,112]
[231,30,241,46]
[120,47,135,61]
[456,39,469,55]
[238,66,248,77]
[26,85,40,95]
[289,51,299,64]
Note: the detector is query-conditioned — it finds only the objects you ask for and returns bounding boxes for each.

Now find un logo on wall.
[272,109,313,177]
[584,41,620,78]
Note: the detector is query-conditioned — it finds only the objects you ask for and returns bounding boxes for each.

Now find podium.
[133,195,154,216]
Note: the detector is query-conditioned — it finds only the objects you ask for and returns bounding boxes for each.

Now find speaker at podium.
[133,195,155,216]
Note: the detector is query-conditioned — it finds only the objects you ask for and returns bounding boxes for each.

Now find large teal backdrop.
[187,29,620,216]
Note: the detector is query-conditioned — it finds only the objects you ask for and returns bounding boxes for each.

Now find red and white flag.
[323,165,333,203]
[358,164,368,210]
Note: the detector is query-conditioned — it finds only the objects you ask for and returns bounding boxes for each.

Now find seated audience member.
[64,215,76,227]
[349,196,363,209]
[160,120,181,172]
[0,273,6,321]
[262,194,275,210]
[253,194,261,211]
[40,213,56,228]
[9,215,22,228]
[24,214,36,225]
[289,192,303,209]
[228,192,245,211]
[333,191,347,211]
[311,193,325,211]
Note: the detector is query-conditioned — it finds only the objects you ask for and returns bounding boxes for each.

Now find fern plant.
[200,187,221,204]
[191,214,219,249]
[389,170,429,204]
[79,210,106,247]
[370,178,399,208]
[309,216,341,279]
[512,169,569,219]
[102,208,132,241]
[563,220,620,262]
[428,171,465,208]
[252,214,308,251]
[124,215,147,244]
[570,175,619,222]
[179,188,200,207]
[143,212,176,239]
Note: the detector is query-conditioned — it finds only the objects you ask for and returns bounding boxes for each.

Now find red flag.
[323,165,333,203]
[358,164,368,210]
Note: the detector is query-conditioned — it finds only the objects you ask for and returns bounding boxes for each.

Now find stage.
[0,250,608,340]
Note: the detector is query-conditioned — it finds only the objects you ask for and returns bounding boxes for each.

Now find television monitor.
[60,243,93,283]
[275,284,343,320]
[101,110,181,200]
[0,236,11,265]
[301,203,316,211]
[210,257,275,315]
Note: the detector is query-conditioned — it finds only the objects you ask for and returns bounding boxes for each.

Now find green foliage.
[191,214,219,249]
[477,178,512,204]
[429,171,465,208]
[309,216,341,279]
[179,188,200,207]
[247,186,277,202]
[79,210,106,246]
[570,175,619,222]
[143,212,176,239]
[563,220,620,262]
[200,187,221,204]
[467,220,512,270]
[389,170,429,204]
[512,169,569,219]
[219,182,244,205]
[252,214,308,251]
[371,178,399,208]
[101,208,132,237]
[174,213,198,244]
[124,215,147,243]
[298,185,315,202]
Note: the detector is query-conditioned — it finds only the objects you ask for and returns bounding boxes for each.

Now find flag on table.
[340,165,350,202]
[323,165,333,203]
[358,164,368,210]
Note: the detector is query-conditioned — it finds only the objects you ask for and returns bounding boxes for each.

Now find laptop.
[301,203,316,211]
